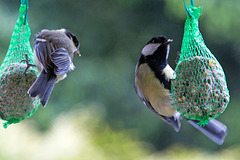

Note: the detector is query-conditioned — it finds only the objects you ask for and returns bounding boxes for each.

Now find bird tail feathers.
[159,112,181,132]
[28,70,57,107]
[187,119,227,145]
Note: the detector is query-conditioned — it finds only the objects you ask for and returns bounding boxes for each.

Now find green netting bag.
[0,0,40,128]
[171,0,230,125]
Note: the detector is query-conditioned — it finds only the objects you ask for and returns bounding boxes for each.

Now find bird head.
[142,35,173,60]
[63,29,81,56]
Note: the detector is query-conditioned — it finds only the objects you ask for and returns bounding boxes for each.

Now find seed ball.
[0,63,40,126]
[172,56,230,123]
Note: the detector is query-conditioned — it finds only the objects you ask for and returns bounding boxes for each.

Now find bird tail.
[159,112,181,132]
[28,69,57,107]
[187,119,227,145]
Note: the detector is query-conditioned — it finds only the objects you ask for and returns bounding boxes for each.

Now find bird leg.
[21,54,36,76]
[175,51,181,64]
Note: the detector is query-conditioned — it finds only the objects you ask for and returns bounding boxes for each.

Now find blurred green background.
[0,0,240,159]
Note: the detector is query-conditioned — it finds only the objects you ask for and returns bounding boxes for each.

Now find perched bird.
[27,29,80,107]
[134,36,227,145]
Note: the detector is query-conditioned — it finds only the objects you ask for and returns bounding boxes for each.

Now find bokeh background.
[0,0,240,159]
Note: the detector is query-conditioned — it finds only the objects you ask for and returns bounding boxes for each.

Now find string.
[190,0,194,7]
[183,0,191,18]
[183,0,195,18]
[21,0,28,25]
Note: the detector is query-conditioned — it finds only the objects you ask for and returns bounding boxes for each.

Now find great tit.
[134,36,227,145]
[27,29,80,107]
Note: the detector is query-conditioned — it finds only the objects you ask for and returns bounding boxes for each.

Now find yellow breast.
[136,63,176,117]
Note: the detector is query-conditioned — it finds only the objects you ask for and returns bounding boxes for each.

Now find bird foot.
[175,51,181,64]
[21,54,36,76]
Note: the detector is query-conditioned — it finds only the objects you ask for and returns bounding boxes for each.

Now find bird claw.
[21,54,36,76]
[175,51,181,64]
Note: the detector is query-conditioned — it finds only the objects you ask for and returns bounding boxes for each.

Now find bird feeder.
[0,0,40,128]
[171,0,230,125]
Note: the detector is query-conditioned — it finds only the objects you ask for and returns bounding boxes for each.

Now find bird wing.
[34,40,55,71]
[34,39,70,75]
[134,63,181,132]
[134,80,180,132]
[134,62,168,114]
[50,47,71,75]
[134,79,155,113]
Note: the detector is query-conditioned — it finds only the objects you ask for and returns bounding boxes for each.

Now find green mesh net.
[0,1,40,128]
[171,1,230,125]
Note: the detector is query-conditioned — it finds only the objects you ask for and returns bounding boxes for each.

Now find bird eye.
[65,29,80,48]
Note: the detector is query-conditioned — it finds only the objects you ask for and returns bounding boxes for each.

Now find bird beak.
[165,39,173,45]
[75,50,81,56]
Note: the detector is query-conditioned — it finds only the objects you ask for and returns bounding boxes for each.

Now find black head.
[64,29,80,49]
[147,35,172,46]
[141,35,173,58]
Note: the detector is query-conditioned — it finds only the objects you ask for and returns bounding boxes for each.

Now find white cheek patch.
[162,64,174,80]
[142,43,161,56]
